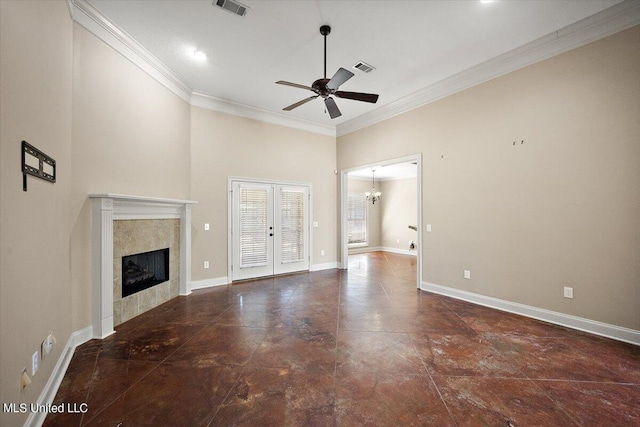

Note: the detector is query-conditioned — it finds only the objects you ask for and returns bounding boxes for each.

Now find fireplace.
[90,194,196,338]
[122,248,169,298]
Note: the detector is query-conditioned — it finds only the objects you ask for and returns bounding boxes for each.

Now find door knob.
[269,233,274,236]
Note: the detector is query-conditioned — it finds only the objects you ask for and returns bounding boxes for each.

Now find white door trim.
[340,154,423,288]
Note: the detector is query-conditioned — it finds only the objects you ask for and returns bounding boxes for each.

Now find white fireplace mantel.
[89,194,197,338]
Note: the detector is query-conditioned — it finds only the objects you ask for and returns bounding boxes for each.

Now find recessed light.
[192,49,207,61]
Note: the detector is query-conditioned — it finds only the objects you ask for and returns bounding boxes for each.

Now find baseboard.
[190,276,229,290]
[348,246,382,255]
[348,246,417,256]
[25,325,93,427]
[190,268,343,288]
[379,247,418,256]
[310,262,339,272]
[421,282,640,346]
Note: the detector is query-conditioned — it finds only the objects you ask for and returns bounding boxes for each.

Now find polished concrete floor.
[45,252,639,426]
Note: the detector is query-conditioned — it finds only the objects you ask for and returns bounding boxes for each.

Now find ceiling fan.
[276,25,379,119]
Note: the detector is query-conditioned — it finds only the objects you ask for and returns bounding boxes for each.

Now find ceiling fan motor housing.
[312,78,332,98]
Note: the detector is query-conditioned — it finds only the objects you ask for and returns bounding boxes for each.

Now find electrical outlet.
[41,333,56,359]
[32,351,39,376]
[320,250,325,256]
[396,239,400,243]
[204,261,210,269]
[463,270,471,280]
[564,286,573,299]
[21,367,31,388]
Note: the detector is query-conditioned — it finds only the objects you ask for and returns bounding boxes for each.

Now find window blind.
[347,194,367,244]
[239,188,268,267]
[280,189,305,263]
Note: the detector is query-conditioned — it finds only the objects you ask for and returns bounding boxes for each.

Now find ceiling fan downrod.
[320,25,331,79]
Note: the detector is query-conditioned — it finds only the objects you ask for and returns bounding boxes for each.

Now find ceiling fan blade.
[326,68,354,90]
[283,95,319,111]
[324,97,342,119]
[276,80,313,91]
[335,91,379,104]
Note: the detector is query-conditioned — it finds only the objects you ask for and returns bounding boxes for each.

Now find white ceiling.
[86,0,624,129]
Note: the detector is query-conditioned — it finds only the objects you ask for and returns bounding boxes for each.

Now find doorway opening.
[340,154,422,289]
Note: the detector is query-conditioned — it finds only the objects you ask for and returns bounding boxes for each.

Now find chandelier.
[365,169,381,204]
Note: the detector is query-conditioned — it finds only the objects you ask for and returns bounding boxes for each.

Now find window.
[347,194,367,245]
[280,189,305,263]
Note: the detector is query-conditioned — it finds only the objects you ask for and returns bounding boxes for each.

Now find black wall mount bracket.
[22,141,56,191]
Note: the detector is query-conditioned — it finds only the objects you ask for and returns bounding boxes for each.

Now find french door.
[231,180,310,281]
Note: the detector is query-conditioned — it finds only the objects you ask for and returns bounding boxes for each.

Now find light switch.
[313,221,318,228]
[204,223,210,231]
[426,224,432,232]
[564,287,573,299]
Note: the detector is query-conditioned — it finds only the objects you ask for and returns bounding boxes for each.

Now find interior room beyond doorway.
[343,158,421,288]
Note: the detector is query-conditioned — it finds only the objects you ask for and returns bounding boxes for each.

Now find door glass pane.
[239,188,268,267]
[280,189,304,263]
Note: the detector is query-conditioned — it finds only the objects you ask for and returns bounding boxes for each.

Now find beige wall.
[1,5,192,425]
[347,177,418,254]
[190,107,337,281]
[1,3,638,424]
[338,26,640,331]
[0,1,73,425]
[70,24,191,330]
[379,178,418,252]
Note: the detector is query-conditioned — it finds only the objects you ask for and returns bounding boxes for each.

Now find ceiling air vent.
[214,0,248,17]
[353,61,375,73]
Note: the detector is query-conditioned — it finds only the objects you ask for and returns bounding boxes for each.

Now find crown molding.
[68,0,336,136]
[190,92,336,137]
[67,0,639,139]
[68,0,192,103]
[336,0,640,137]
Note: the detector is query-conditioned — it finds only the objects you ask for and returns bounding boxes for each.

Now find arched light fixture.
[365,169,381,204]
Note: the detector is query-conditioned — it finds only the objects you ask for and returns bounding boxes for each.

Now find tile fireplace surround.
[114,219,179,326]
[89,194,197,338]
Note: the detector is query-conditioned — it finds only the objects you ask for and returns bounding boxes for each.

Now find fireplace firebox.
[122,248,169,297]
